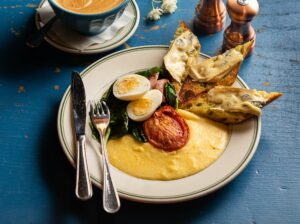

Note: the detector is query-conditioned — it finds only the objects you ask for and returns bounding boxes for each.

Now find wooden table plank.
[0,0,299,223]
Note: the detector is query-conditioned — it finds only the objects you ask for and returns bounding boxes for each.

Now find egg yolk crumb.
[116,77,140,94]
[129,97,152,116]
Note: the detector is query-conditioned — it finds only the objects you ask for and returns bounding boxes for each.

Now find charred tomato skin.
[143,106,189,151]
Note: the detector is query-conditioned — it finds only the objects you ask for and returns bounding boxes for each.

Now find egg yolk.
[116,77,140,94]
[129,98,152,116]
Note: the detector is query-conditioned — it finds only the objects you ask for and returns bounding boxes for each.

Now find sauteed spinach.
[137,67,164,78]
[90,67,178,143]
[165,82,178,109]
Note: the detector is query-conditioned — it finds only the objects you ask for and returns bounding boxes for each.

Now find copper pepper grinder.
[222,0,259,56]
[193,0,226,34]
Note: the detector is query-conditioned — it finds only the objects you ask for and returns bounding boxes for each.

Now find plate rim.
[57,45,261,203]
[35,0,140,54]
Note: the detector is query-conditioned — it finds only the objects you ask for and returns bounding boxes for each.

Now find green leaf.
[137,67,164,78]
[103,82,129,138]
[90,67,171,143]
[129,121,148,143]
[89,84,130,141]
[105,127,111,142]
[109,107,129,139]
[165,82,178,109]
[101,84,113,102]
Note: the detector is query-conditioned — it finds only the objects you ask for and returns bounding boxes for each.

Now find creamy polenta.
[107,110,230,180]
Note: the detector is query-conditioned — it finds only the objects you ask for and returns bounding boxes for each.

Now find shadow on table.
[0,12,120,81]
[38,101,251,224]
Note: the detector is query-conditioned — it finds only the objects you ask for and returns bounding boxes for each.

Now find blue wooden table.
[1,0,299,223]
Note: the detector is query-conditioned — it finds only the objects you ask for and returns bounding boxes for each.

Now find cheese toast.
[176,41,253,103]
[180,86,282,123]
[164,23,201,83]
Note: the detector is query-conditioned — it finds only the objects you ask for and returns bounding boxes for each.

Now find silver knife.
[71,71,93,200]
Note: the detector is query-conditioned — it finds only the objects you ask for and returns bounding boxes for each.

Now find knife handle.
[75,135,93,200]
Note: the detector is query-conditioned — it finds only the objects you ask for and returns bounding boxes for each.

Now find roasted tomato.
[143,106,189,151]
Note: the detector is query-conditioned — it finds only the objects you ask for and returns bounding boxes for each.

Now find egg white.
[127,89,163,122]
[113,74,151,101]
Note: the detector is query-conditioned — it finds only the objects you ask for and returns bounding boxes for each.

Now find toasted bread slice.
[164,22,201,83]
[188,42,250,83]
[172,20,190,41]
[180,86,282,123]
[176,41,253,103]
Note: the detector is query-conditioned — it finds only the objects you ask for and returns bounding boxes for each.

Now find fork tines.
[89,100,110,117]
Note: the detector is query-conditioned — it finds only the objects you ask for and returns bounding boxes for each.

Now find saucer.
[35,0,140,54]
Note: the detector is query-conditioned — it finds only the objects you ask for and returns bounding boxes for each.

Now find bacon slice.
[154,79,169,94]
[149,72,159,89]
[149,72,169,102]
[154,79,169,102]
[143,106,189,151]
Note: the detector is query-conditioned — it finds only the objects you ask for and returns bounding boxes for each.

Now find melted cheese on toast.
[164,30,200,83]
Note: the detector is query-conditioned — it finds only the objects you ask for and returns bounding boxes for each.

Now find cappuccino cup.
[48,0,129,35]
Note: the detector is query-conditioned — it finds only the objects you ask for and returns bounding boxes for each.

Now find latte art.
[56,0,125,14]
[63,0,92,9]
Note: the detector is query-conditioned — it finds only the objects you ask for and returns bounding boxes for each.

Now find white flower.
[161,0,177,14]
[147,7,163,21]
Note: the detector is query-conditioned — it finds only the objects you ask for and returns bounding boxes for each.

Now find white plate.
[57,46,261,203]
[35,0,140,54]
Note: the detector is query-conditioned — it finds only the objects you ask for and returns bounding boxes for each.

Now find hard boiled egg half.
[127,89,163,122]
[113,74,150,101]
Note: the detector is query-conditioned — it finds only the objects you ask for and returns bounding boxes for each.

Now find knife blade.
[72,72,86,137]
[71,71,93,200]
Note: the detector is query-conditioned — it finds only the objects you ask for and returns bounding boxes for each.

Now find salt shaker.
[193,0,226,34]
[222,0,259,56]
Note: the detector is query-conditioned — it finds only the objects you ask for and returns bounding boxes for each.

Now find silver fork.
[89,101,121,213]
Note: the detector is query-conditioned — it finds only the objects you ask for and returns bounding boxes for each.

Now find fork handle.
[100,133,121,213]
[75,135,93,200]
